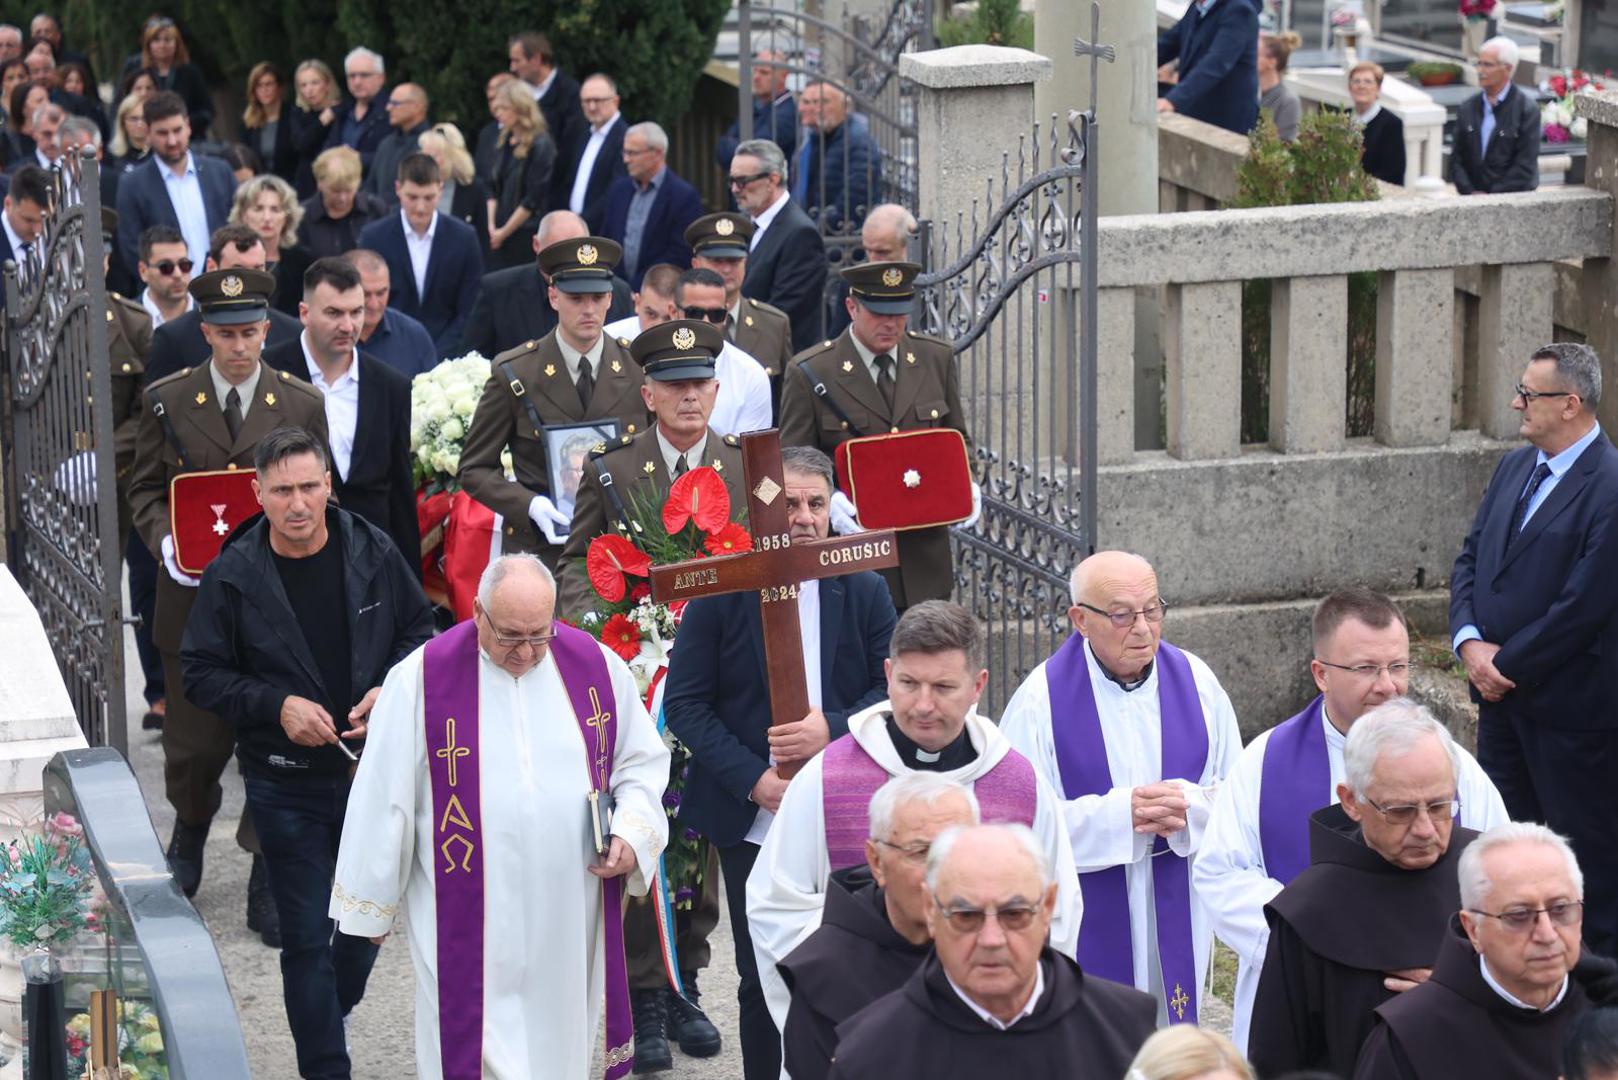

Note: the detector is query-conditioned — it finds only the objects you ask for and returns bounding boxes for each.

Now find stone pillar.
[1096,287,1137,465]
[1269,275,1348,454]
[1164,281,1242,460]
[1375,268,1454,448]
[1577,89,1618,432]
[1477,262,1555,439]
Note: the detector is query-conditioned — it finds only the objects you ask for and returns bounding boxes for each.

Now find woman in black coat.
[1349,61,1407,187]
[485,81,556,270]
[241,62,299,186]
[140,19,211,139]
[289,60,340,199]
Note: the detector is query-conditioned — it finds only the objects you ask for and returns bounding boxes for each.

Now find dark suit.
[567,116,628,232]
[365,121,430,204]
[717,92,798,169]
[1450,427,1618,953]
[663,572,895,1080]
[144,308,305,386]
[600,167,704,289]
[244,114,299,185]
[357,210,484,358]
[262,340,421,574]
[793,115,880,232]
[323,97,392,171]
[536,69,586,204]
[461,264,633,359]
[1157,0,1261,135]
[114,152,236,280]
[1451,84,1541,195]
[742,196,827,353]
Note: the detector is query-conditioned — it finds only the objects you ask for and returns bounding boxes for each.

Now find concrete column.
[1269,275,1348,454]
[1577,90,1618,432]
[1097,286,1136,465]
[1477,262,1555,439]
[1164,281,1242,460]
[1375,268,1454,448]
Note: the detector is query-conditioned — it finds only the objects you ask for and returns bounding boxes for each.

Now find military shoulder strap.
[501,359,549,438]
[591,457,641,540]
[145,387,190,471]
[794,361,864,439]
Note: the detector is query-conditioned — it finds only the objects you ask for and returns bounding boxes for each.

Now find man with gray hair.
[731,136,827,351]
[0,24,21,63]
[1451,340,1618,958]
[601,120,702,289]
[1357,822,1618,1078]
[1452,35,1539,194]
[1249,698,1482,1078]
[717,49,798,168]
[325,46,391,171]
[829,823,1155,1076]
[778,774,980,1080]
[331,551,671,1077]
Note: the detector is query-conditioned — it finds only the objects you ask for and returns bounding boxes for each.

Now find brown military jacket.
[128,361,329,652]
[107,292,152,538]
[777,326,970,609]
[458,330,649,558]
[733,296,793,380]
[556,425,746,618]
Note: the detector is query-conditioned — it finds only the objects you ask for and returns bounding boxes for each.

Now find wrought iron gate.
[0,150,124,750]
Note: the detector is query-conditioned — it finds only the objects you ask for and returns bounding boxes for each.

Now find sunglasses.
[683,306,728,324]
[149,258,194,276]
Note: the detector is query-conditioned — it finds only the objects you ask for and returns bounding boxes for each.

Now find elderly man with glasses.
[1247,700,1484,1078]
[1356,822,1618,1079]
[1452,35,1540,195]
[1194,588,1508,1054]
[323,46,391,172]
[730,137,826,352]
[1000,549,1242,1027]
[826,823,1156,1077]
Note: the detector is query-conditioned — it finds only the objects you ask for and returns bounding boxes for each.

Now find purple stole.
[821,728,1038,870]
[423,619,636,1080]
[1047,635,1206,1024]
[1257,696,1333,887]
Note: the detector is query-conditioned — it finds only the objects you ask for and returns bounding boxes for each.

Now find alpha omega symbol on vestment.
[436,716,477,873]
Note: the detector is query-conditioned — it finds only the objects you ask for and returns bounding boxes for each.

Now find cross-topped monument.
[649,431,899,778]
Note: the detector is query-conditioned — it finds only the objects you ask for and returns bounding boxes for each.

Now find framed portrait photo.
[546,420,620,516]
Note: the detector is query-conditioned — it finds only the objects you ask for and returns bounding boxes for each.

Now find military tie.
[576,357,595,411]
[1506,461,1554,552]
[875,353,897,414]
[224,387,244,441]
[673,454,689,478]
[725,314,736,344]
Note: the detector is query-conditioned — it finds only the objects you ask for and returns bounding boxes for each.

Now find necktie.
[875,353,896,414]
[725,314,736,344]
[224,387,244,441]
[1507,461,1553,550]
[673,454,689,478]
[576,357,594,411]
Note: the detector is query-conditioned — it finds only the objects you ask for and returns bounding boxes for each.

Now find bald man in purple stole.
[1000,551,1242,1026]
[1195,588,1509,1053]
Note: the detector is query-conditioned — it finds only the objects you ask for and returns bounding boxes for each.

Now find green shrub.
[935,0,1034,50]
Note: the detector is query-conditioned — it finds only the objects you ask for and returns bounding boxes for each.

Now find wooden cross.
[649,430,899,779]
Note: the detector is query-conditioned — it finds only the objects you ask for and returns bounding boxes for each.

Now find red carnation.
[585,534,652,603]
[663,467,731,535]
[703,523,753,556]
[600,614,643,661]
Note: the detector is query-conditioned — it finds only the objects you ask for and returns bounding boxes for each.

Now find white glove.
[528,495,573,546]
[958,482,983,530]
[830,490,865,535]
[52,452,97,507]
[160,534,202,588]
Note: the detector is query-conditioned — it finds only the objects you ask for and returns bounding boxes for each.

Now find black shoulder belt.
[795,362,864,438]
[145,386,190,471]
[501,359,548,438]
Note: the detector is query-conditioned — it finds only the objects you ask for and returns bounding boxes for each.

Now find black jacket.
[1451,84,1540,195]
[244,111,299,186]
[1360,107,1407,186]
[297,189,387,260]
[181,507,435,777]
[461,263,633,359]
[288,104,334,198]
[323,96,392,171]
[741,196,827,352]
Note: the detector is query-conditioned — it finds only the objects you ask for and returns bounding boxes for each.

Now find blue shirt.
[362,307,438,379]
[1453,421,1604,653]
[621,166,665,280]
[1480,83,1512,157]
[162,152,212,270]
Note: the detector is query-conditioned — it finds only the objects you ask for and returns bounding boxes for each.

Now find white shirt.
[742,578,822,847]
[749,189,791,251]
[1354,102,1383,127]
[207,361,263,422]
[555,330,607,386]
[1480,955,1569,1012]
[401,209,436,300]
[2,209,33,268]
[139,289,195,330]
[946,964,1045,1030]
[163,152,212,270]
[653,428,707,477]
[528,68,557,103]
[568,114,620,214]
[603,319,772,437]
[301,331,361,481]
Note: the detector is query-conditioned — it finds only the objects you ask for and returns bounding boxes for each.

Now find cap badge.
[881,267,903,287]
[576,244,599,266]
[221,275,244,298]
[715,218,735,236]
[671,327,697,351]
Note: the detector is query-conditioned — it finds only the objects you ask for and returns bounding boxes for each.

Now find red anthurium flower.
[630,583,652,602]
[663,467,731,535]
[703,523,753,556]
[600,614,642,661]
[586,534,652,602]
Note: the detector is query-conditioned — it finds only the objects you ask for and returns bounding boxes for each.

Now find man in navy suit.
[565,73,628,232]
[0,164,47,304]
[357,153,483,359]
[792,82,879,233]
[1451,342,1618,956]
[717,50,798,169]
[732,138,827,353]
[664,444,896,1080]
[1157,0,1261,136]
[115,91,235,281]
[601,121,702,290]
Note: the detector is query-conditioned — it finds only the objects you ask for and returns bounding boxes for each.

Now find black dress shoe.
[630,988,672,1073]
[665,974,721,1058]
[165,820,208,898]
[246,855,282,948]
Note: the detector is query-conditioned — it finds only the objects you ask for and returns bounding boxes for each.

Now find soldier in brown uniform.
[458,235,650,563]
[100,210,153,541]
[127,268,329,946]
[685,212,793,403]
[777,261,971,612]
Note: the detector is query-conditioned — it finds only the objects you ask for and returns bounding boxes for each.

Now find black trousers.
[1477,702,1618,955]
[717,840,780,1080]
[125,529,164,705]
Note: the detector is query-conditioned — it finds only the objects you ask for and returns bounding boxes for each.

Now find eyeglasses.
[729,171,770,190]
[1363,796,1459,826]
[873,839,931,864]
[1075,600,1169,629]
[346,70,382,80]
[1316,660,1413,680]
[149,258,193,276]
[1514,383,1576,403]
[1470,900,1584,932]
[580,96,617,106]
[622,146,655,157]
[683,306,728,324]
[932,895,1041,934]
[477,610,555,650]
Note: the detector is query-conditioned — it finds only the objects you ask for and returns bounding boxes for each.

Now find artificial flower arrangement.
[65,999,166,1080]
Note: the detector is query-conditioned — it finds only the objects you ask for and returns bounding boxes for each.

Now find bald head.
[1068,551,1163,682]
[389,83,429,129]
[536,209,589,254]
[1070,550,1156,606]
[862,203,916,264]
[474,555,557,677]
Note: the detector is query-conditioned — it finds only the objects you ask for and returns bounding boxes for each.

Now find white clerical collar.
[655,428,708,476]
[945,963,1044,1030]
[1478,955,1568,1012]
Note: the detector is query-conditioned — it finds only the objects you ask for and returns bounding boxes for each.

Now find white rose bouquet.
[410,352,508,491]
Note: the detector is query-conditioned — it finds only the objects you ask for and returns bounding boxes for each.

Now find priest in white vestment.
[745,600,1082,1038]
[999,551,1242,1026]
[1193,588,1509,1052]
[330,555,670,1080]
